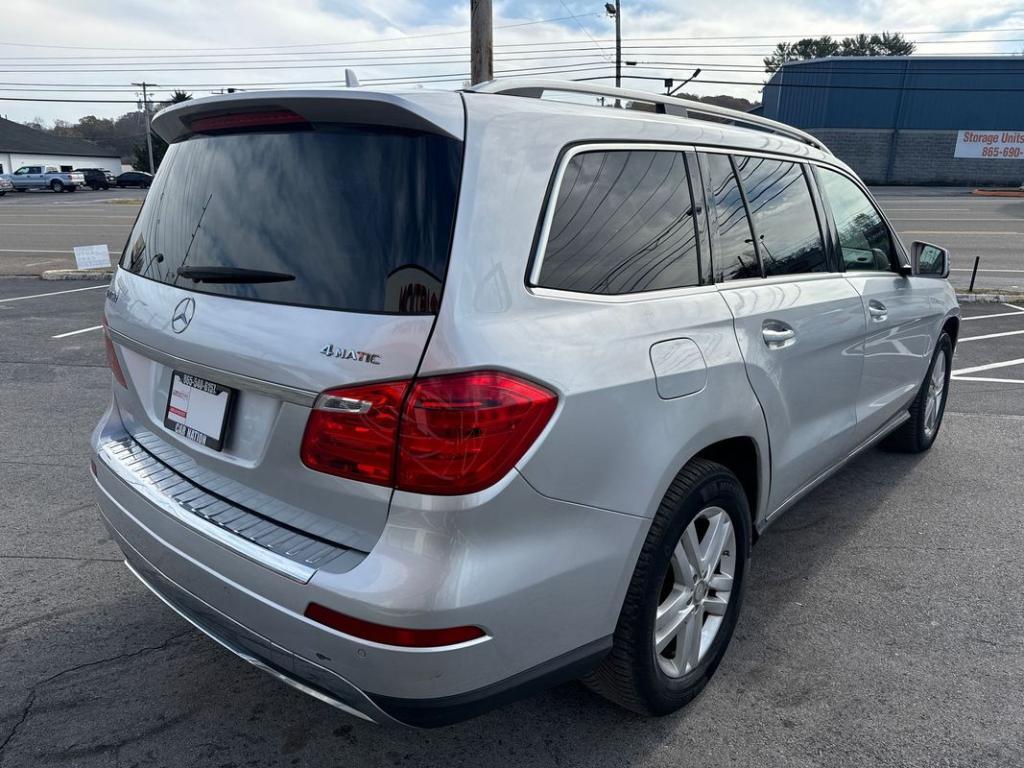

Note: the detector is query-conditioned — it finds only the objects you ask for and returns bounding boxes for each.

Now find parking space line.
[959,329,1024,343]
[0,248,71,254]
[1005,303,1024,312]
[0,284,107,303]
[962,310,1024,321]
[51,325,102,339]
[951,375,1024,384]
[952,357,1024,376]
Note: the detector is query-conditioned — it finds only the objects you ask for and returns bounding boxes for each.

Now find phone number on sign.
[981,146,1023,158]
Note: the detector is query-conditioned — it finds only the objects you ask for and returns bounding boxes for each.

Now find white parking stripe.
[51,325,102,339]
[958,329,1024,342]
[1005,303,1024,312]
[962,310,1024,321]
[952,357,1024,375]
[0,284,107,303]
[951,375,1024,384]
[0,248,70,254]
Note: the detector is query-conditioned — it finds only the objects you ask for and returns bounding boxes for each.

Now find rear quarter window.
[535,148,704,294]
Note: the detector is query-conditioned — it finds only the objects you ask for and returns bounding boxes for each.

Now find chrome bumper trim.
[96,436,355,583]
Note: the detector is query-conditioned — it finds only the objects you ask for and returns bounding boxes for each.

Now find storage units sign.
[954,130,1024,159]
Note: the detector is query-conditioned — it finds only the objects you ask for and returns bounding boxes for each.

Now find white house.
[0,116,121,176]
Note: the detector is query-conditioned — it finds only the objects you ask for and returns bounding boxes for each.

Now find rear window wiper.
[176,266,296,284]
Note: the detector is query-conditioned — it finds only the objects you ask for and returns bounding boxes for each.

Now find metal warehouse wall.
[760,57,1024,185]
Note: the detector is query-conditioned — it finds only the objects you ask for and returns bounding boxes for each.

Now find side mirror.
[910,241,950,279]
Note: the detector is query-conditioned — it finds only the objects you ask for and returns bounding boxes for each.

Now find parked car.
[0,176,13,196]
[93,83,959,727]
[116,171,153,188]
[8,165,85,192]
[76,168,116,190]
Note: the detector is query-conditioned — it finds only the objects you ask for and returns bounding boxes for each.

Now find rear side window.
[121,125,462,314]
[536,149,703,294]
[703,153,761,281]
[732,156,826,277]
[816,168,897,272]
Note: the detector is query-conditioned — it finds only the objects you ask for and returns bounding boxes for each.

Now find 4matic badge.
[320,344,382,365]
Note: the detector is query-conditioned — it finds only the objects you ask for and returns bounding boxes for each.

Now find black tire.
[0,191,5,197]
[584,458,751,716]
[68,186,77,193]
[50,180,64,193]
[882,333,953,453]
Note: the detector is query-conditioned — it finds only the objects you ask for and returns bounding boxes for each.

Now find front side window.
[816,168,897,272]
[536,149,702,294]
[732,156,827,277]
[703,153,760,281]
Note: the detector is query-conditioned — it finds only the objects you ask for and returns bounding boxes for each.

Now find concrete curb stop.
[41,269,115,281]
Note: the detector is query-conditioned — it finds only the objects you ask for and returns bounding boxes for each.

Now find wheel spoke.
[700,514,731,573]
[703,595,729,616]
[680,523,702,578]
[672,541,697,588]
[708,573,733,592]
[676,608,703,671]
[656,599,693,652]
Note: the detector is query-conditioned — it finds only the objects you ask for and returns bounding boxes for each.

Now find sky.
[2,0,1024,127]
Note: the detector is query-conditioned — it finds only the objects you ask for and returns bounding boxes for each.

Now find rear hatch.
[103,91,464,552]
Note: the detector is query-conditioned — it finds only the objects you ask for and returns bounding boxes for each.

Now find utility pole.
[605,1,621,88]
[132,81,157,173]
[470,0,493,85]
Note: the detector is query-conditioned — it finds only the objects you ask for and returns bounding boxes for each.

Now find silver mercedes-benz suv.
[91,80,959,727]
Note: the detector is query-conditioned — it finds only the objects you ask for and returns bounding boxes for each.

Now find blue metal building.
[758,56,1024,185]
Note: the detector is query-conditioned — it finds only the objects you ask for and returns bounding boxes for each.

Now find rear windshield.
[120,124,461,314]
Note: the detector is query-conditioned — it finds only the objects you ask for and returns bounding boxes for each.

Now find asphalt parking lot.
[1,273,1022,767]
[0,188,144,276]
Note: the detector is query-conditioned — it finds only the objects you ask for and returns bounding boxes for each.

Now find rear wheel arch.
[689,436,762,542]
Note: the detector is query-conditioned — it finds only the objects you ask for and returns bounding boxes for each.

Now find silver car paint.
[92,86,960,722]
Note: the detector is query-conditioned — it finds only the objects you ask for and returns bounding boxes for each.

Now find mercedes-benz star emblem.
[171,297,196,334]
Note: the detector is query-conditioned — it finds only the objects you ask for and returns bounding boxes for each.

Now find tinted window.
[703,153,760,281]
[121,125,461,314]
[733,156,826,276]
[537,150,702,294]
[817,168,897,272]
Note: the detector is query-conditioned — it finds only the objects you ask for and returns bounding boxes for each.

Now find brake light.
[300,381,408,485]
[304,603,484,648]
[188,110,307,134]
[300,372,557,495]
[102,315,128,388]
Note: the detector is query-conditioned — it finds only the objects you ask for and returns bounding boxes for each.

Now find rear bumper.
[92,404,644,725]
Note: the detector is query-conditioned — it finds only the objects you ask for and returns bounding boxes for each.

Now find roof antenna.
[345,69,360,87]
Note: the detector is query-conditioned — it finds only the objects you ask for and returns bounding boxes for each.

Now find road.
[0,187,1020,292]
[0,278,1022,767]
[873,187,1024,291]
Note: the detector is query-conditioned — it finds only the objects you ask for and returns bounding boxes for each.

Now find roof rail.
[466,79,831,155]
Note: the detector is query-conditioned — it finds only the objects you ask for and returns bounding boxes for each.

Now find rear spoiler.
[151,90,464,143]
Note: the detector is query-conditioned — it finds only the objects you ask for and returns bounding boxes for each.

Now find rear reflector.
[300,371,557,495]
[304,603,484,648]
[188,110,307,134]
[102,315,128,388]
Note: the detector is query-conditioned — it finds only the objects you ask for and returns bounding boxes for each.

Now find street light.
[605,1,621,88]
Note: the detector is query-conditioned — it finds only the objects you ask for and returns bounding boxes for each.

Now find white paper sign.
[73,244,111,270]
[954,130,1024,159]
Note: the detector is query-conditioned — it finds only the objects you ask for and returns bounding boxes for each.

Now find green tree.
[763,32,915,73]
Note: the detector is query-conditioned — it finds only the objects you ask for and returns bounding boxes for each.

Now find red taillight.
[300,381,408,485]
[102,316,128,388]
[300,371,557,495]
[397,372,558,495]
[188,110,307,134]
[304,603,484,648]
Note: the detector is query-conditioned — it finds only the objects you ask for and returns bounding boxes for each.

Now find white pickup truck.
[7,165,86,192]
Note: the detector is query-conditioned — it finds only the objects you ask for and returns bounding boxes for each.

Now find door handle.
[762,320,796,348]
[868,299,888,321]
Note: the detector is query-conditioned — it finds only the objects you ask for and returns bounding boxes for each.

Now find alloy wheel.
[654,506,736,678]
[923,350,947,438]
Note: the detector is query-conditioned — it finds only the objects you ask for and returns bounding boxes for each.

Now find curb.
[972,189,1024,198]
[956,293,1024,303]
[41,269,115,281]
